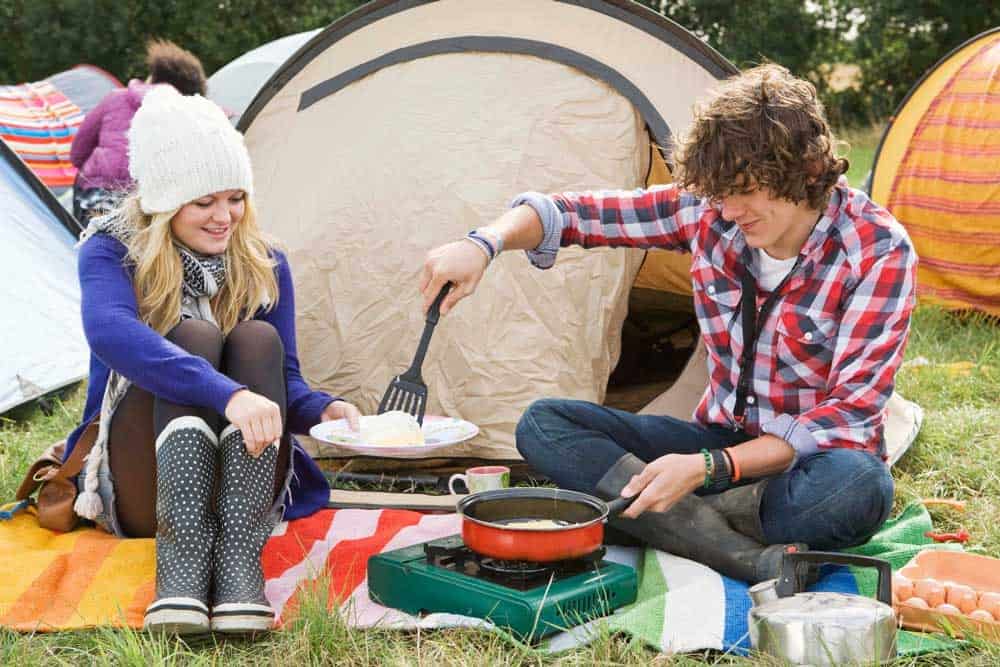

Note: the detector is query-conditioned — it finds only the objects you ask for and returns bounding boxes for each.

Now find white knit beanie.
[128,85,254,214]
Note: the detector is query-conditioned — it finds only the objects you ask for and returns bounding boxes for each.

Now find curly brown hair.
[146,39,206,96]
[676,63,848,210]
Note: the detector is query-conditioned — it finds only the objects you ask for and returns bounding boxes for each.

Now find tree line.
[1,0,997,127]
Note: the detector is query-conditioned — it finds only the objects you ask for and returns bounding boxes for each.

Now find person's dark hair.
[145,39,207,96]
[677,63,848,210]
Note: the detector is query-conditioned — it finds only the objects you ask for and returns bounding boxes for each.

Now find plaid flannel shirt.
[513,180,917,464]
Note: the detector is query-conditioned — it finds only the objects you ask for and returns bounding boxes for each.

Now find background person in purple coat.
[69,86,361,635]
[69,39,207,221]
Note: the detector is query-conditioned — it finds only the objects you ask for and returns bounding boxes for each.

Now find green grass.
[0,389,82,502]
[838,123,885,191]
[891,309,1000,559]
[2,305,1000,665]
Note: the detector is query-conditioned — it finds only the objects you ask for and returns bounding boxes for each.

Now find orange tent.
[870,27,1000,317]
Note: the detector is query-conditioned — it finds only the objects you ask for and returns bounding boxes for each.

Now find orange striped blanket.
[0,507,461,631]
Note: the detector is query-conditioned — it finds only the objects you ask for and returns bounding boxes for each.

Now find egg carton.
[893,550,1000,640]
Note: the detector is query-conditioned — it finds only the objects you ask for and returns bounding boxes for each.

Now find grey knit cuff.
[760,413,821,471]
[509,191,563,270]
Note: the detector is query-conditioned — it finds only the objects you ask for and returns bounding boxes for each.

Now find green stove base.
[368,534,638,642]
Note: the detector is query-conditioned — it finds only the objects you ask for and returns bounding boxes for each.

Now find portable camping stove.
[367,534,638,641]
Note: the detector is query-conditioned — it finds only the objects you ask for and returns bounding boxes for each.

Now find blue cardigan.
[65,233,332,520]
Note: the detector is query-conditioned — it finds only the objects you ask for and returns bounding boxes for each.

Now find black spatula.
[377,283,452,425]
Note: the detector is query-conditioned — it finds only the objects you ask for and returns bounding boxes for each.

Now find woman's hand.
[225,389,282,457]
[419,239,489,316]
[619,453,706,519]
[321,400,362,431]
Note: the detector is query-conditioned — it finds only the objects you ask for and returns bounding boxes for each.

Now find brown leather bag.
[16,420,99,532]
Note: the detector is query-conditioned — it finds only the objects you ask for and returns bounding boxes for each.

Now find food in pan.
[360,411,425,446]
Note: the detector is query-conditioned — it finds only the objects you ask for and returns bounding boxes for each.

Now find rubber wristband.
[478,227,504,255]
[462,236,492,263]
[725,447,741,482]
[473,234,495,258]
[710,449,731,489]
[466,230,495,258]
[721,448,735,476]
[700,448,713,489]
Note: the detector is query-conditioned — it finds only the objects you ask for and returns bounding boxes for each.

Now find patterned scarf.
[74,215,228,527]
[79,214,228,320]
[177,243,227,322]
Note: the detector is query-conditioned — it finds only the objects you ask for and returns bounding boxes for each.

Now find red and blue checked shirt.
[513,180,917,463]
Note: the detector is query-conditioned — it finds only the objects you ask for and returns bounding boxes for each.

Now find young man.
[420,64,916,583]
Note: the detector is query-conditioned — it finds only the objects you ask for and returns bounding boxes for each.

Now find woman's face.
[170,189,246,255]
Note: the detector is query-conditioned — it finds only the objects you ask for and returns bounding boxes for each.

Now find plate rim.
[308,414,479,452]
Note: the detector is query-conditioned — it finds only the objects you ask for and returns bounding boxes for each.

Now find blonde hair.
[113,193,279,335]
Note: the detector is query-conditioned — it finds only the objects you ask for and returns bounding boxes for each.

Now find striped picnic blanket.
[0,506,462,631]
[0,502,959,658]
[576,502,958,656]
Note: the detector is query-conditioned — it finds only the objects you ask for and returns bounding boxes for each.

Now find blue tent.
[1,138,87,413]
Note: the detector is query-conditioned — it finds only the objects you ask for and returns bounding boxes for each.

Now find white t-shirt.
[755,248,798,292]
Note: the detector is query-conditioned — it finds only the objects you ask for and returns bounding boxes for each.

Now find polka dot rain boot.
[210,424,278,633]
[143,416,218,634]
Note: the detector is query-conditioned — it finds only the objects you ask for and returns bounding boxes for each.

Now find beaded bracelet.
[700,448,713,489]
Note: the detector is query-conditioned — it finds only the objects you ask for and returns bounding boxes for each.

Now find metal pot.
[455,487,632,562]
[748,551,897,666]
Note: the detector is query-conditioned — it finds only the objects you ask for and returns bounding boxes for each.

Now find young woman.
[70,39,207,221]
[65,85,360,635]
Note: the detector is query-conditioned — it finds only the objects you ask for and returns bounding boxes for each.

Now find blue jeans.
[515,398,894,549]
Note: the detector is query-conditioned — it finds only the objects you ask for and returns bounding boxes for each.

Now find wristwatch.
[707,449,732,490]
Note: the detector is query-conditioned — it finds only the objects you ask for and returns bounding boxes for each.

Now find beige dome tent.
[240,0,920,478]
[240,0,725,464]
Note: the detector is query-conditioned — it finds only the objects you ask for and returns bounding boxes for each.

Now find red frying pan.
[456,487,633,562]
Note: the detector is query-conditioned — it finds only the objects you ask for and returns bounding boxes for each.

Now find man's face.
[718,188,814,259]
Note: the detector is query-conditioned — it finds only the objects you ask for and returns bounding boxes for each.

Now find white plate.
[308,415,479,456]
